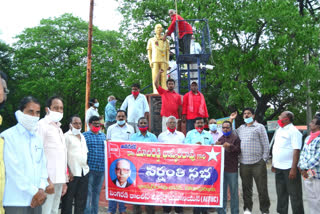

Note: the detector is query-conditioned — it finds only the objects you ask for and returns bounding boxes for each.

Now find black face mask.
[169,55,174,61]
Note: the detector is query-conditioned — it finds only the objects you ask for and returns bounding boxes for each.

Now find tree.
[116,0,320,125]
[8,14,127,130]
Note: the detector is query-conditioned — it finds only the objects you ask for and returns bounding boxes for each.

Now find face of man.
[132,87,139,93]
[243,110,254,119]
[48,98,64,113]
[194,119,204,128]
[166,118,176,129]
[209,119,217,125]
[191,83,198,93]
[116,160,131,186]
[138,118,148,127]
[222,122,231,132]
[0,78,8,104]
[167,81,175,91]
[71,117,82,130]
[278,112,290,124]
[109,96,115,102]
[155,25,163,34]
[116,112,126,121]
[89,120,100,131]
[23,102,41,117]
[309,118,320,132]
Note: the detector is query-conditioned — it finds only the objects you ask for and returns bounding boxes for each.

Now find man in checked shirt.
[230,108,270,214]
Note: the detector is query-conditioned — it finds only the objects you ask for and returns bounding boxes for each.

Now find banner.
[106,141,224,207]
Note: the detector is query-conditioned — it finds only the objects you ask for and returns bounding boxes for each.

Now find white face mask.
[71,124,81,135]
[94,103,99,108]
[15,110,40,133]
[47,108,63,122]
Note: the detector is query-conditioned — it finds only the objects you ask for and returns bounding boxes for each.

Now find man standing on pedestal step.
[272,111,304,214]
[230,109,270,214]
[147,24,169,94]
[104,95,117,131]
[120,83,149,132]
[38,96,68,214]
[129,117,157,214]
[208,118,223,144]
[182,81,209,132]
[61,115,89,214]
[163,9,193,54]
[83,116,106,214]
[155,69,182,132]
[190,35,202,83]
[86,98,100,131]
[107,110,134,214]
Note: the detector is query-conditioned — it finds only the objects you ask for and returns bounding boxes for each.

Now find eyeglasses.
[222,126,231,129]
[116,168,130,173]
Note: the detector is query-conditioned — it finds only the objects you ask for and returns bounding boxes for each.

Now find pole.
[85,0,94,131]
[306,53,312,134]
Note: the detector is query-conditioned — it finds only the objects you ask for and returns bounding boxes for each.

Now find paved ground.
[92,162,308,213]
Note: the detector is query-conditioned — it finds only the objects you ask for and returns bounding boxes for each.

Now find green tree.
[8,13,127,130]
[116,0,320,124]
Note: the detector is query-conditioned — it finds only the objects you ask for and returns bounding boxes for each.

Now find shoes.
[244,209,252,214]
[120,212,127,214]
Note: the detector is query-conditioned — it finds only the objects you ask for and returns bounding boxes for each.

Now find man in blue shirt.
[185,117,214,145]
[129,117,157,214]
[104,95,117,131]
[184,117,214,214]
[83,116,106,214]
[1,96,48,214]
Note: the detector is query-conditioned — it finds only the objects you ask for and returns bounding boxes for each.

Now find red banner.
[106,141,224,207]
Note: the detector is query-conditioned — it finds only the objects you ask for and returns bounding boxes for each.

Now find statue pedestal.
[146,94,186,137]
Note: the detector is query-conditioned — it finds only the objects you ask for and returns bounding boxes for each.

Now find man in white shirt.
[208,118,223,144]
[158,116,185,144]
[61,115,90,214]
[38,96,68,214]
[107,110,134,214]
[190,35,202,83]
[85,98,100,131]
[272,111,304,214]
[158,116,184,214]
[120,83,149,132]
[167,53,179,92]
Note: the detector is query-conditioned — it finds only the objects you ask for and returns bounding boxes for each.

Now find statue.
[147,24,170,94]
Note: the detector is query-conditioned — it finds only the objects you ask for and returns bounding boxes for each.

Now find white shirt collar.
[116,179,127,188]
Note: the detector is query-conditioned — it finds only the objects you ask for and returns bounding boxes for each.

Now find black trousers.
[133,205,155,214]
[193,207,207,214]
[275,168,304,214]
[163,206,183,213]
[179,34,192,54]
[240,159,270,213]
[4,206,41,214]
[61,173,89,214]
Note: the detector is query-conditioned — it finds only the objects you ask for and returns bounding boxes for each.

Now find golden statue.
[147,24,170,94]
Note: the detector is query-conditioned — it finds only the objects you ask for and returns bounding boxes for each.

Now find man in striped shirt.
[230,108,270,214]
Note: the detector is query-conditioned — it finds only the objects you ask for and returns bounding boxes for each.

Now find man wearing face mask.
[129,117,157,214]
[38,96,68,214]
[1,96,48,214]
[105,96,117,131]
[120,83,149,132]
[215,121,241,214]
[106,110,134,214]
[61,115,89,214]
[83,116,106,214]
[0,71,8,214]
[86,98,100,131]
[272,111,304,214]
[185,117,213,145]
[182,82,209,132]
[230,108,270,214]
[209,119,223,144]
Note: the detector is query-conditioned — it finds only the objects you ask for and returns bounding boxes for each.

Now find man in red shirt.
[162,9,193,54]
[182,82,208,132]
[155,69,182,132]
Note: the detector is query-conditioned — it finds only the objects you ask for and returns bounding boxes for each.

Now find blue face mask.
[223,130,232,136]
[244,117,253,124]
[94,102,99,108]
[209,124,217,131]
[117,120,125,126]
[110,100,117,106]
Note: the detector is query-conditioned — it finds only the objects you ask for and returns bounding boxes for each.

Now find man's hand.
[45,178,55,194]
[215,141,221,145]
[181,115,186,123]
[61,183,68,197]
[196,142,202,145]
[149,62,153,68]
[288,167,297,179]
[159,69,165,74]
[271,166,276,173]
[230,111,237,120]
[162,35,167,41]
[30,189,47,208]
[68,171,74,182]
[223,142,231,150]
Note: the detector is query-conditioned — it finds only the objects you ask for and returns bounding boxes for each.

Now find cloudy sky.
[0,0,122,44]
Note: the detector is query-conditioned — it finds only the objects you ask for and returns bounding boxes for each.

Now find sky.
[0,0,122,44]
